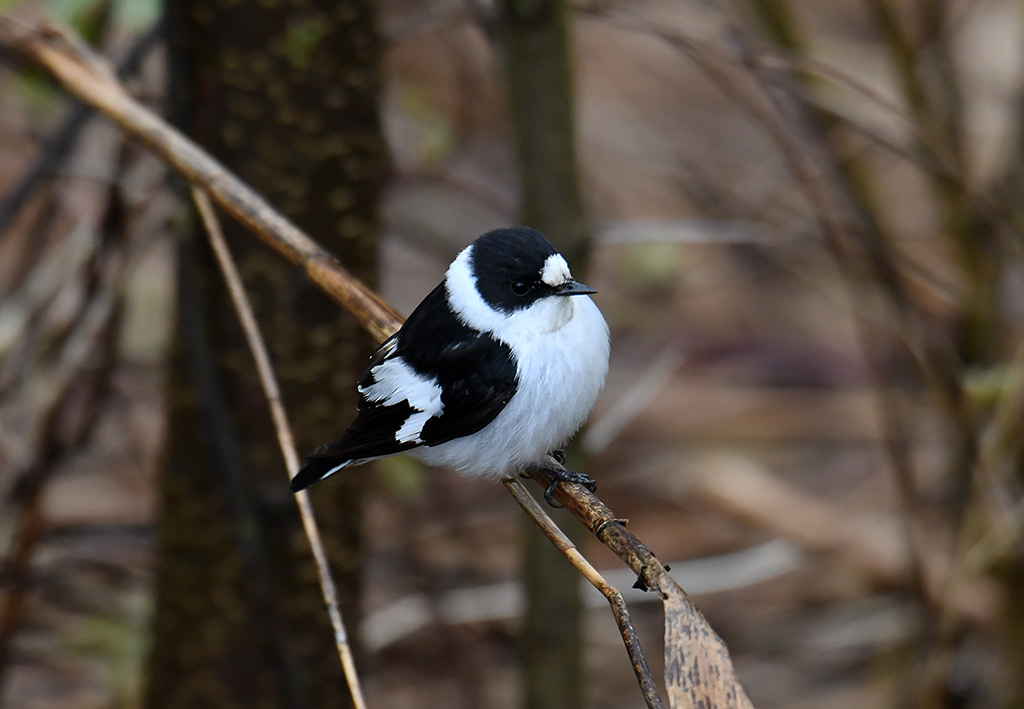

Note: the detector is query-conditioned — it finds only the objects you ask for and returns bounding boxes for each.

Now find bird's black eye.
[510,280,531,296]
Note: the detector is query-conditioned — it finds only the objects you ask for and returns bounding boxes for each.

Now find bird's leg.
[534,458,597,508]
[550,448,566,465]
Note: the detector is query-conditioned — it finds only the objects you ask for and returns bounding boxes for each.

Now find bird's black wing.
[395,283,518,446]
[291,284,518,491]
[412,333,517,446]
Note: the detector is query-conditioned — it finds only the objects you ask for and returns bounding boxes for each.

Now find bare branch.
[527,462,753,708]
[504,477,663,708]
[191,189,368,709]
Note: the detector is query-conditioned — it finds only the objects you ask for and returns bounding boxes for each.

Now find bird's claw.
[542,469,597,508]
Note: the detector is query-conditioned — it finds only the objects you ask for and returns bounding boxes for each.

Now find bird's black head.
[468,227,592,314]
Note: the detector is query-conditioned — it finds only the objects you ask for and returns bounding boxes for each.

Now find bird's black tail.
[290,456,352,492]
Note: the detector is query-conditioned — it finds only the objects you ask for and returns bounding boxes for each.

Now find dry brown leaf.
[663,579,754,709]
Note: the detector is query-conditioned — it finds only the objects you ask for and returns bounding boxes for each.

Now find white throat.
[445,246,578,342]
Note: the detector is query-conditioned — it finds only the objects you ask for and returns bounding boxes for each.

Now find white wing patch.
[396,410,433,443]
[358,356,444,444]
[320,460,353,481]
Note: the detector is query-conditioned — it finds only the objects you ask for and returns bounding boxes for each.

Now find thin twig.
[0,221,98,360]
[191,189,367,709]
[503,477,663,708]
[939,337,1024,622]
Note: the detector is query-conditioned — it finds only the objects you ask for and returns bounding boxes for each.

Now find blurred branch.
[0,18,401,344]
[0,221,98,365]
[862,0,932,133]
[0,20,755,707]
[191,189,367,709]
[861,0,962,173]
[917,0,965,165]
[863,0,998,368]
[0,23,160,237]
[942,338,1024,611]
[0,230,124,692]
[719,2,989,390]
[594,3,937,596]
[0,89,130,688]
[739,4,1020,704]
[746,11,1016,243]
[362,539,802,649]
[687,454,1001,627]
[594,218,776,245]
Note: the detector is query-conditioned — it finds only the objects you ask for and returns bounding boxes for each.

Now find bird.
[290,226,610,505]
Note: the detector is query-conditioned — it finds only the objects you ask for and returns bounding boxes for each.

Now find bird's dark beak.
[555,279,598,296]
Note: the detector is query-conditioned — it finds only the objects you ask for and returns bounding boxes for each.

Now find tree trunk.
[499,2,590,707]
[145,2,388,706]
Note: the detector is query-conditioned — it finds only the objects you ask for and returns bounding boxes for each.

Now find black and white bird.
[290,226,610,503]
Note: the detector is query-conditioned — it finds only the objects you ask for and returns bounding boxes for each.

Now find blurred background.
[2,0,1024,707]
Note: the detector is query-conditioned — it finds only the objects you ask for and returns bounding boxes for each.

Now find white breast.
[411,289,610,479]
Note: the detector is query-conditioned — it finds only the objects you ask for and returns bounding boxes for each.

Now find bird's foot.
[535,465,597,508]
[550,448,567,465]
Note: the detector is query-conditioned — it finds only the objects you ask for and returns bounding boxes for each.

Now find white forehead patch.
[540,254,571,287]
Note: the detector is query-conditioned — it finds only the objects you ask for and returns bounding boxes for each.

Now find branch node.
[595,516,628,538]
